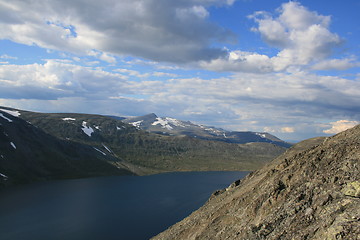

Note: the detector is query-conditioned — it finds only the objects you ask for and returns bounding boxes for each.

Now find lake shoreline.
[0,171,250,240]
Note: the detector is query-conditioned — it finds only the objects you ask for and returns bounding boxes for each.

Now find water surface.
[0,171,249,240]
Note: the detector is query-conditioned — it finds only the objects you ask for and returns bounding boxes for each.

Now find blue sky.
[0,0,359,141]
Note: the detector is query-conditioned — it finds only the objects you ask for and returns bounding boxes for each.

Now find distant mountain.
[0,106,288,186]
[123,113,292,148]
[0,107,133,187]
[152,125,360,240]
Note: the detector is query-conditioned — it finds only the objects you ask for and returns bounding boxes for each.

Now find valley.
[0,106,288,186]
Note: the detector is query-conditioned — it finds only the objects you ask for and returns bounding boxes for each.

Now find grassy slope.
[19,110,286,174]
[0,111,133,187]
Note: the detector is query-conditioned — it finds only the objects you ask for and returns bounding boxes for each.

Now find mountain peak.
[122,114,291,147]
[143,113,158,119]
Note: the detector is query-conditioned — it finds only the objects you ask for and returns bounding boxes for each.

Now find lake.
[0,171,249,240]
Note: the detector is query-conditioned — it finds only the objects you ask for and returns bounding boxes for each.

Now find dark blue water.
[0,171,249,240]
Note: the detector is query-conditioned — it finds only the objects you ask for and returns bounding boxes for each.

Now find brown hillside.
[153,125,360,240]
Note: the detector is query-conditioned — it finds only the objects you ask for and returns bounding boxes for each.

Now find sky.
[0,0,359,141]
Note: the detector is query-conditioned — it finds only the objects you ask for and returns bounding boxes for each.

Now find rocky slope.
[123,113,292,148]
[152,125,360,240]
[7,107,286,175]
[0,108,133,187]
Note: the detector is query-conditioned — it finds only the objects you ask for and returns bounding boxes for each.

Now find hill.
[123,113,292,148]
[152,125,360,239]
[1,106,287,176]
[0,108,133,187]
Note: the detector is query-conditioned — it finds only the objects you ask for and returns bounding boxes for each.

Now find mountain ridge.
[0,106,288,180]
[152,124,360,239]
[0,107,133,187]
[123,113,292,148]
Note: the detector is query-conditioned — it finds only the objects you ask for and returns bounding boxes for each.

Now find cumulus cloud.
[142,70,360,133]
[251,2,341,66]
[201,1,346,73]
[323,120,359,134]
[0,0,236,63]
[281,127,295,133]
[0,60,131,100]
[1,58,359,140]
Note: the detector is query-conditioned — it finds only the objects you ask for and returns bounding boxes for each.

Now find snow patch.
[62,117,76,121]
[165,117,188,127]
[94,125,100,130]
[130,120,143,129]
[0,172,8,179]
[0,108,21,117]
[205,127,224,136]
[102,144,112,153]
[0,113,13,122]
[81,121,94,137]
[10,142,16,149]
[256,133,267,138]
[152,117,173,130]
[93,147,106,156]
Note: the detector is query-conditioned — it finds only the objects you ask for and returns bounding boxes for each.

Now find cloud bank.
[1,59,359,140]
[0,0,236,63]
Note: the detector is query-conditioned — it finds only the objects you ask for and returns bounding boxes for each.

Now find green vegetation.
[19,110,286,174]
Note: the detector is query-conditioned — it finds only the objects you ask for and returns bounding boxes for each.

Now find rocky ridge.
[153,125,360,240]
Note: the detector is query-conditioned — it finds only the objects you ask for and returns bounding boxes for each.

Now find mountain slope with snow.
[4,107,287,175]
[0,106,291,186]
[0,107,133,187]
[123,113,291,148]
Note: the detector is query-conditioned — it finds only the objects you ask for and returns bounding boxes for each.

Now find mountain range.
[153,124,360,240]
[123,113,291,148]
[0,106,288,186]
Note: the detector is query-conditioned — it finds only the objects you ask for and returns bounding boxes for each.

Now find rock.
[152,125,360,240]
[342,181,360,198]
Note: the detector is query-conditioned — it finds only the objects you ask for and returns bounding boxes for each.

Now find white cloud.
[87,50,117,64]
[200,50,273,73]
[1,58,359,140]
[323,120,359,134]
[0,0,236,63]
[152,72,178,78]
[202,1,345,73]
[115,68,178,78]
[281,127,295,133]
[0,54,17,60]
[99,53,117,64]
[115,68,150,78]
[0,60,130,99]
[312,58,360,71]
